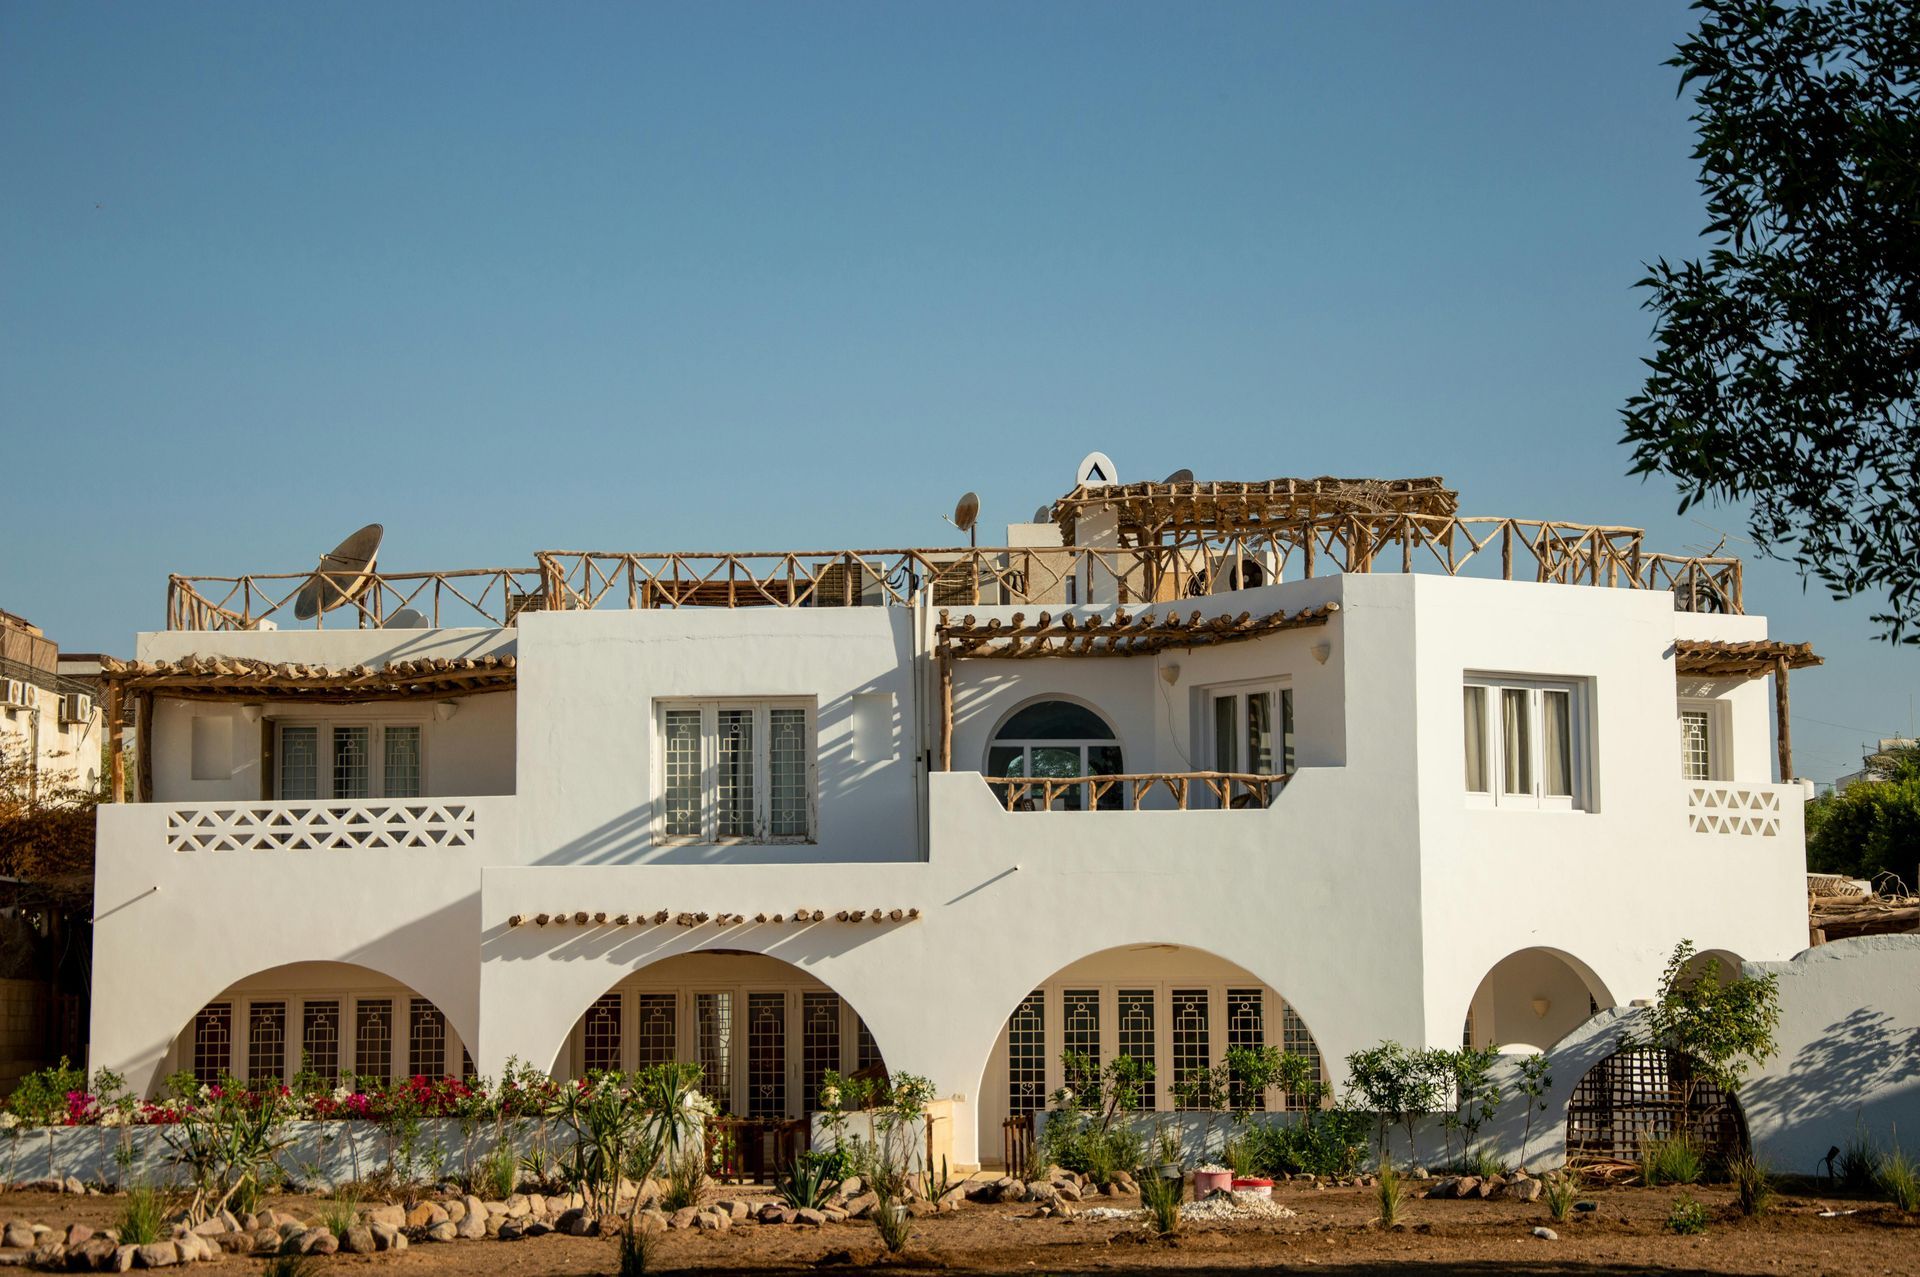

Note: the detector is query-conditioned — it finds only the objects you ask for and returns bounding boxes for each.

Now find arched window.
[987,700,1124,809]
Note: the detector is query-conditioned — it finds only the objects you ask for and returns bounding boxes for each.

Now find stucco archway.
[1462,947,1616,1053]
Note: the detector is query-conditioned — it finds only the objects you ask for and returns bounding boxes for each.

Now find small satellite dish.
[1032,505,1051,523]
[293,523,384,621]
[952,492,980,534]
[1163,467,1195,485]
[384,607,429,629]
[1075,451,1118,488]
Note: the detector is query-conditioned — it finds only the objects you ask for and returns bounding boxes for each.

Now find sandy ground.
[3,1179,1916,1276]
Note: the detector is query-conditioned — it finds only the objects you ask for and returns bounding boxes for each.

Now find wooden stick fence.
[989,771,1287,811]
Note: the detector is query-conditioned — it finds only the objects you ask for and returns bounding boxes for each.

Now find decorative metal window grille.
[855,1016,883,1072]
[1226,988,1265,1110]
[409,999,447,1078]
[746,992,786,1118]
[192,1003,231,1083]
[1566,1046,1744,1164]
[582,994,622,1075]
[1171,990,1210,1110]
[355,999,393,1081]
[278,726,318,800]
[636,994,677,1067]
[1116,990,1156,1110]
[1679,710,1712,780]
[716,710,756,838]
[801,992,840,1111]
[697,993,733,1107]
[663,710,703,837]
[302,1000,340,1080]
[462,1047,476,1082]
[333,726,371,799]
[1062,990,1101,1092]
[246,1002,285,1082]
[384,726,423,797]
[769,708,808,837]
[1008,991,1046,1116]
[1281,1003,1324,1112]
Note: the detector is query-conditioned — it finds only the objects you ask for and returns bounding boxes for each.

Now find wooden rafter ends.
[97,654,516,702]
[1049,476,1459,541]
[1671,639,1822,680]
[937,602,1339,660]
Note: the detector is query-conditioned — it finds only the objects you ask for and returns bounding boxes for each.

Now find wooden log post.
[135,691,154,804]
[105,679,124,803]
[937,646,954,772]
[1774,655,1793,781]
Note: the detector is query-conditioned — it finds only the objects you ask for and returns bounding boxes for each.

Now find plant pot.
[1231,1177,1273,1199]
[1192,1168,1233,1196]
[880,1203,909,1225]
[1157,1163,1183,1181]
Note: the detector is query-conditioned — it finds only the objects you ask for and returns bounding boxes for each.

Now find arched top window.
[987,699,1124,810]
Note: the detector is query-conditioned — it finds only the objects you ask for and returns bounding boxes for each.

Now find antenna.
[945,491,980,547]
[293,524,384,621]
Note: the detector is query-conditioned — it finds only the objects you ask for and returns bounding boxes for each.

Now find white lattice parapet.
[166,802,477,852]
[1687,784,1781,837]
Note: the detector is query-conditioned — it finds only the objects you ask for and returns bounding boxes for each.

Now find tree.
[1633,940,1781,1136]
[1621,0,1920,642]
[0,754,99,914]
[1804,743,1920,881]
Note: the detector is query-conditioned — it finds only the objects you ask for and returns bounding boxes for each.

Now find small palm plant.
[1139,1170,1183,1235]
[1542,1170,1579,1223]
[1375,1163,1407,1229]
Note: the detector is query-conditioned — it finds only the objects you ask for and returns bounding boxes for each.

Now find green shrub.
[1728,1152,1774,1217]
[1877,1145,1920,1212]
[1641,1134,1704,1186]
[1245,1109,1369,1179]
[617,1225,657,1277]
[117,1185,167,1246]
[1667,1193,1710,1235]
[776,1150,843,1210]
[661,1150,706,1211]
[873,1197,913,1254]
[1139,1170,1183,1235]
[479,1139,517,1199]
[1839,1123,1881,1191]
[318,1189,360,1238]
[1468,1149,1507,1180]
[1375,1163,1407,1229]
[1542,1171,1578,1223]
[1041,1114,1144,1188]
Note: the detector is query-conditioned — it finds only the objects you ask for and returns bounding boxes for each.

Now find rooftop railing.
[162,514,1745,630]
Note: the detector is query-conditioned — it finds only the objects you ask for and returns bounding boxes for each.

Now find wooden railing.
[704,1116,810,1184]
[988,771,1287,811]
[160,515,1748,629]
[1002,1112,1035,1174]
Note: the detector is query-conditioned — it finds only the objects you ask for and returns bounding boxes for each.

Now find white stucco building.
[89,463,1818,1168]
[1,610,105,795]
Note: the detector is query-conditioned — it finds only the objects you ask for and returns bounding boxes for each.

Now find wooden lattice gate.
[1565,1046,1746,1164]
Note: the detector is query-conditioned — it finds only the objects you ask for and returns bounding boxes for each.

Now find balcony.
[985,771,1286,812]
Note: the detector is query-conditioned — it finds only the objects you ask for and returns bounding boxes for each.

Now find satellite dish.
[1075,451,1118,488]
[384,607,429,629]
[1033,505,1051,523]
[293,524,384,621]
[1163,467,1195,485]
[952,492,979,534]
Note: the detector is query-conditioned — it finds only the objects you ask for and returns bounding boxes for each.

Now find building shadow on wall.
[478,914,896,971]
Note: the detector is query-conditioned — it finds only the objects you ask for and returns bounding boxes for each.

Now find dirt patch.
[1,1181,1913,1275]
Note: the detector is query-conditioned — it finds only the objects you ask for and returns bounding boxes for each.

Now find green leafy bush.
[1667,1193,1710,1235]
[1877,1144,1920,1212]
[1641,1134,1705,1186]
[117,1185,167,1246]
[1138,1169,1183,1235]
[1542,1171,1578,1223]
[776,1150,843,1210]
[1243,1108,1369,1179]
[1729,1152,1774,1216]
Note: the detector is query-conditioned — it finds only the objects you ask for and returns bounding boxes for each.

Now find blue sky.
[2,1,1913,782]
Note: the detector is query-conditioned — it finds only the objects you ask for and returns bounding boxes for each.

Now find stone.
[1426,1177,1459,1200]
[1532,1226,1559,1241]
[110,1247,138,1274]
[794,1208,826,1227]
[841,1176,863,1196]
[504,1194,532,1219]
[27,1245,62,1269]
[483,1215,502,1238]
[406,1202,447,1229]
[1475,1176,1502,1199]
[443,1199,466,1224]
[554,1210,587,1236]
[906,1200,937,1219]
[756,1204,785,1224]
[367,1204,405,1229]
[1,1224,32,1250]
[496,1221,527,1242]
[845,1190,880,1219]
[636,1211,669,1235]
[1052,1180,1080,1203]
[692,1212,722,1232]
[63,1177,85,1196]
[524,1221,550,1238]
[1507,1178,1543,1203]
[135,1243,178,1269]
[341,1225,376,1254]
[455,1203,487,1240]
[822,1208,847,1223]
[1054,1201,1076,1218]
[668,1208,698,1231]
[484,1201,508,1218]
[216,1234,252,1255]
[189,1218,225,1239]
[424,1222,458,1243]
[463,1195,486,1224]
[1024,1181,1056,1203]
[717,1199,749,1221]
[78,1237,119,1268]
[60,1224,91,1250]
[1454,1176,1479,1199]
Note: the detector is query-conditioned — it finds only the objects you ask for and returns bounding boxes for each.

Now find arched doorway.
[1462,948,1614,1052]
[555,951,887,1119]
[985,698,1124,810]
[166,961,467,1092]
[1566,1046,1746,1164]
[978,944,1327,1167]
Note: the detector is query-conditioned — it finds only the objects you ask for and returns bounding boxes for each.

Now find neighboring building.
[0,611,104,795]
[89,461,1819,1168]
[1834,738,1917,792]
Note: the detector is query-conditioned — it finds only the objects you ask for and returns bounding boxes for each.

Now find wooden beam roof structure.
[936,602,1340,660]
[1672,639,1822,680]
[97,654,517,702]
[1049,476,1458,542]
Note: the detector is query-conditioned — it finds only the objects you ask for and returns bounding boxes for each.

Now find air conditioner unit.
[60,692,93,725]
[0,679,28,710]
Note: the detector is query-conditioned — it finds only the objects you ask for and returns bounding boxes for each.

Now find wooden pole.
[1774,656,1793,781]
[105,679,124,803]
[135,691,154,803]
[937,647,953,772]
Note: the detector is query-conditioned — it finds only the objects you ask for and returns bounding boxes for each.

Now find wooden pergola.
[1672,638,1822,781]
[1049,475,1459,543]
[97,654,516,802]
[931,603,1338,769]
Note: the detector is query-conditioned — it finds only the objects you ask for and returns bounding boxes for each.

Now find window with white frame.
[656,700,816,842]
[276,722,425,799]
[1677,700,1726,781]
[1207,681,1295,779]
[1463,676,1586,809]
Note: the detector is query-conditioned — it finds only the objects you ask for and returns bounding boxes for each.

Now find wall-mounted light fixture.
[434,700,460,722]
[1159,663,1181,686]
[239,704,264,724]
[1311,641,1331,665]
[1531,997,1552,1020]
